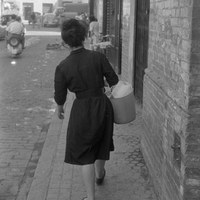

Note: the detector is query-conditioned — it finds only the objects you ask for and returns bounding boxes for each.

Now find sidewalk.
[26,92,158,200]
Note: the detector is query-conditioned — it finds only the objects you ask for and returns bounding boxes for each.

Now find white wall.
[18,0,57,18]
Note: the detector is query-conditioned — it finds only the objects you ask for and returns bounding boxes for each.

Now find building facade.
[91,0,200,200]
[19,0,57,20]
[1,0,88,20]
[57,0,88,7]
[2,0,57,20]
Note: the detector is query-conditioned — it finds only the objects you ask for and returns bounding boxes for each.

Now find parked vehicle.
[59,12,77,26]
[54,7,65,17]
[43,13,59,27]
[0,25,6,40]
[7,34,23,57]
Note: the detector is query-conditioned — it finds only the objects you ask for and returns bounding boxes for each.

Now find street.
[0,28,67,200]
[0,26,158,200]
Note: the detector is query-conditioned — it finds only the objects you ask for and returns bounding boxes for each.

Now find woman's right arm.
[54,66,68,119]
[54,66,68,106]
[101,54,119,88]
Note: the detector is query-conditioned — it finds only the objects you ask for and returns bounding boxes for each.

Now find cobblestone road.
[0,35,67,200]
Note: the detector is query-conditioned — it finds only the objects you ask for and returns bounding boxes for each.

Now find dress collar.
[70,47,85,55]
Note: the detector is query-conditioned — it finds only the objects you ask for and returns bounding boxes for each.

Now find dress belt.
[76,88,104,99]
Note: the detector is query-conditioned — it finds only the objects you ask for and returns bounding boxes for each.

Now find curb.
[27,93,74,200]
[26,112,63,200]
[26,93,158,200]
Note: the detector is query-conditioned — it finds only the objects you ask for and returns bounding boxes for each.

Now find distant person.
[6,15,23,33]
[41,13,45,27]
[89,16,100,50]
[6,15,25,49]
[30,12,36,28]
[36,14,42,29]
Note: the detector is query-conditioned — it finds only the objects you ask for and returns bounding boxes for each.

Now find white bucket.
[110,81,136,124]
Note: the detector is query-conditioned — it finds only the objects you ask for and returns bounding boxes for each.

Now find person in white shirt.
[6,15,25,49]
[6,15,24,34]
[89,16,100,50]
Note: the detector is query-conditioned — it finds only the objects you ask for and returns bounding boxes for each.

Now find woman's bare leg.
[81,164,95,200]
[95,160,106,178]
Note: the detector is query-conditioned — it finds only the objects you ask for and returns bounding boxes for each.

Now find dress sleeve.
[101,54,119,87]
[54,65,68,105]
[89,22,93,32]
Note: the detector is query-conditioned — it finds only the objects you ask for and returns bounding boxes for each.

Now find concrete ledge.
[27,93,74,200]
[26,31,61,36]
[27,108,63,200]
[26,93,158,200]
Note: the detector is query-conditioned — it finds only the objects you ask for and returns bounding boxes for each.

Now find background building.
[57,0,88,7]
[13,0,57,20]
[20,0,57,20]
[1,0,20,15]
[1,0,57,20]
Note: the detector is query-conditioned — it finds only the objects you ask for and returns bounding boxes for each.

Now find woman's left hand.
[57,105,64,119]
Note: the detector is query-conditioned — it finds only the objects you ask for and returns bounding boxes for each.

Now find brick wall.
[142,0,200,199]
[184,1,200,199]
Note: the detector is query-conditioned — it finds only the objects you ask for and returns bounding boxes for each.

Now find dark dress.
[54,47,118,165]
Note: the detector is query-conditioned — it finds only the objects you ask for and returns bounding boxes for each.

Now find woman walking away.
[54,19,118,200]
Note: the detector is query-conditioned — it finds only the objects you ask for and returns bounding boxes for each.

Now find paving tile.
[27,91,157,200]
[46,188,59,200]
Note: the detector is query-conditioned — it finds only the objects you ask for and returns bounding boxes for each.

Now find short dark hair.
[16,16,21,22]
[89,15,97,22]
[11,14,17,20]
[61,18,87,47]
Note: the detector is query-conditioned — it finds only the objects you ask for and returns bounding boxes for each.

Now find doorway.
[134,0,150,103]
[23,3,34,20]
[103,0,122,74]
